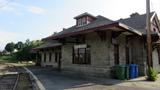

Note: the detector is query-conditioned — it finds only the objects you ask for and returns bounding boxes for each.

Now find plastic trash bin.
[125,65,130,80]
[114,65,126,80]
[129,64,136,79]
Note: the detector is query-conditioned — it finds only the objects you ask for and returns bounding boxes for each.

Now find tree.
[30,40,43,48]
[5,42,15,53]
[16,39,43,61]
[25,39,31,47]
[15,41,24,50]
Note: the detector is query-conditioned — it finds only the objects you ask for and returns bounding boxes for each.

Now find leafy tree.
[30,40,43,48]
[5,42,15,53]
[15,41,24,50]
[16,39,42,61]
[25,39,31,47]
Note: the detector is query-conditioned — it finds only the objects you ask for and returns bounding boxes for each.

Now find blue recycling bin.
[129,64,135,79]
[129,64,138,79]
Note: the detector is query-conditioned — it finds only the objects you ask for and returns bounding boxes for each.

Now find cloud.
[27,6,46,14]
[0,30,19,50]
[0,2,46,15]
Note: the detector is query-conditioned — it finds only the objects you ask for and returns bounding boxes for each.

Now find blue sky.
[0,0,160,50]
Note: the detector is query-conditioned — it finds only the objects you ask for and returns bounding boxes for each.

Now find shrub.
[147,67,158,81]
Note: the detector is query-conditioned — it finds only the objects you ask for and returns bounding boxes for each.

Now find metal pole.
[146,0,152,68]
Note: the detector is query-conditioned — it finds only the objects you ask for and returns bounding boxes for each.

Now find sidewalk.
[118,74,160,89]
[26,66,160,90]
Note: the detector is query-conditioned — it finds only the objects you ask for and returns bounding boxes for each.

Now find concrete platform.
[26,66,160,90]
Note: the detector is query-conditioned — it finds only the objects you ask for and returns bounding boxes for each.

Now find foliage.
[0,55,17,62]
[5,42,15,53]
[15,39,42,61]
[15,41,24,50]
[147,67,158,81]
[3,39,42,62]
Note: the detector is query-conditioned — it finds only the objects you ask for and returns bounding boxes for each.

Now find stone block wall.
[61,31,127,78]
[152,48,160,73]
[40,50,58,68]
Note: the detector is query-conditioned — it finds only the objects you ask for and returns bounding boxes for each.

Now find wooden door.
[114,44,119,65]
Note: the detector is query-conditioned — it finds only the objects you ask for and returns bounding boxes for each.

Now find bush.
[15,46,36,61]
[147,67,158,81]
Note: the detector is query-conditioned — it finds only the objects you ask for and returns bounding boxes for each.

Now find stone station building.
[34,12,160,78]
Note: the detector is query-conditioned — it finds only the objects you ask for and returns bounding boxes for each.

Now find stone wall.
[152,48,160,73]
[39,32,150,77]
[128,36,147,76]
[61,31,127,78]
[40,50,58,68]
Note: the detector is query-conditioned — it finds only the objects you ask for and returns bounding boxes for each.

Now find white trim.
[118,23,142,36]
[150,13,160,33]
[150,12,156,22]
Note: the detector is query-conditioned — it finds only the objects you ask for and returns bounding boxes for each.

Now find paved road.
[27,66,159,90]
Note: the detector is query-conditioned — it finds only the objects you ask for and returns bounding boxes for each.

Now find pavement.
[26,66,160,90]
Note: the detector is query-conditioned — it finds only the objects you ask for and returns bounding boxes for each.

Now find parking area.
[27,66,160,90]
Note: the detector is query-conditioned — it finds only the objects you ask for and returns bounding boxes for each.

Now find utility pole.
[146,0,152,69]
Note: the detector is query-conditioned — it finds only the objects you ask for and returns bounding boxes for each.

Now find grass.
[0,55,18,63]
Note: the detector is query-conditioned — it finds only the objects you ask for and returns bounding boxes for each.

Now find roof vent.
[130,12,140,18]
[63,28,66,31]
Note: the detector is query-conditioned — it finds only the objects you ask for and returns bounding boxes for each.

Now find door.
[55,48,62,71]
[126,46,130,64]
[114,44,119,65]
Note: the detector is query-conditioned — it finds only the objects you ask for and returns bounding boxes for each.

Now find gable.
[151,13,160,33]
[118,12,155,34]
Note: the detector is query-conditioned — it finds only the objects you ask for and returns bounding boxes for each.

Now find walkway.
[27,66,160,90]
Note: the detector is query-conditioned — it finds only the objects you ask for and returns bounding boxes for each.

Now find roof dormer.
[74,12,96,27]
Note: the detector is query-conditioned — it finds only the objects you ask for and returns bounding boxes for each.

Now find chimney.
[130,12,140,18]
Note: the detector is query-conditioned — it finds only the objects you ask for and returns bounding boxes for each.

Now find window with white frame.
[77,17,87,27]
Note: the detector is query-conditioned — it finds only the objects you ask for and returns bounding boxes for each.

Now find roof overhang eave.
[118,23,142,36]
[33,44,62,51]
[44,22,142,40]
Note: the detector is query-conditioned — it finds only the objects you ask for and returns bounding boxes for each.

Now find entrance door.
[126,46,130,64]
[114,44,119,65]
[55,49,62,71]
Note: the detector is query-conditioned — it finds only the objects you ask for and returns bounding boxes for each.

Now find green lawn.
[0,55,18,63]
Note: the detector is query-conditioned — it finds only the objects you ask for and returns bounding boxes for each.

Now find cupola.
[74,12,96,27]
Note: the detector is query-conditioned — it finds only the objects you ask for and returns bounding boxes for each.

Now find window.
[73,45,91,64]
[44,53,46,62]
[114,44,119,65]
[82,17,86,25]
[77,17,87,27]
[49,53,52,62]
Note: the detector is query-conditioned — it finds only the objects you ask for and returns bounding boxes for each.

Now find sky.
[0,0,160,50]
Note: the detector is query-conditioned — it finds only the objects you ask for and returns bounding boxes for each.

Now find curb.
[23,67,46,90]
